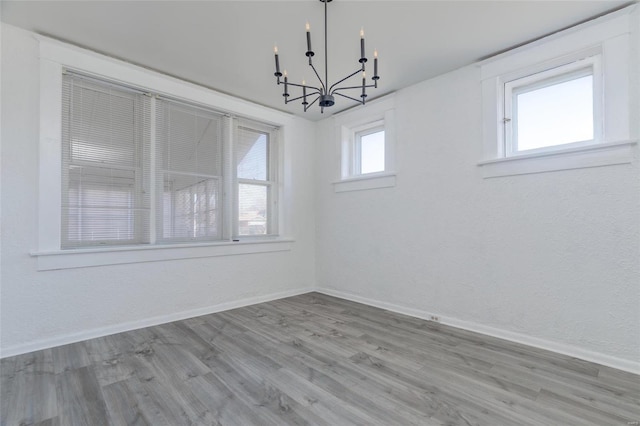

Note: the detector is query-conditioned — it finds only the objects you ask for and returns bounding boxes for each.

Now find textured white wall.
[0,25,317,356]
[315,16,640,370]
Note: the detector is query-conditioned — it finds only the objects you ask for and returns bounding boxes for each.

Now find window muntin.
[504,56,601,156]
[61,72,278,249]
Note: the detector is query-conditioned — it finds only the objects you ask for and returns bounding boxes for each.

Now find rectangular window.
[235,122,277,236]
[504,56,601,156]
[156,100,223,242]
[61,74,150,248]
[60,72,278,249]
[342,119,387,178]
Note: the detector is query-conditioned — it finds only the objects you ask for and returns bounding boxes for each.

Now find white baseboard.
[4,285,638,375]
[0,286,316,359]
[317,287,640,375]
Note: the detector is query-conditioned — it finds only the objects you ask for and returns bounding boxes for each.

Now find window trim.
[33,35,293,269]
[478,8,636,178]
[333,94,396,192]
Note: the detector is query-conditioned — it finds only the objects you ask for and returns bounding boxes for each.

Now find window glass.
[237,130,268,181]
[359,130,385,174]
[514,74,593,152]
[238,184,267,236]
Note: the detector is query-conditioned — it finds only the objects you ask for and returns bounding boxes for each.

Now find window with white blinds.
[156,100,224,242]
[60,72,278,249]
[61,74,150,248]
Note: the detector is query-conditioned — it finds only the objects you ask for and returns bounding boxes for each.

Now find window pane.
[162,174,219,240]
[64,166,137,243]
[238,184,267,236]
[515,75,593,151]
[360,130,385,174]
[160,105,222,176]
[237,128,268,181]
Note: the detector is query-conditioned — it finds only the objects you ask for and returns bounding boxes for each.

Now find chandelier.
[272,0,380,113]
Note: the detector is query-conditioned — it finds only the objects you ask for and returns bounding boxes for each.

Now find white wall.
[0,25,317,356]
[315,9,640,372]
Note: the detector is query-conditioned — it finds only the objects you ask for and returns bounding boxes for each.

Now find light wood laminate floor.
[1,292,639,425]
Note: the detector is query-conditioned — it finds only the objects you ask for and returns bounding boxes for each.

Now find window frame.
[503,55,603,157]
[33,36,293,270]
[233,121,279,238]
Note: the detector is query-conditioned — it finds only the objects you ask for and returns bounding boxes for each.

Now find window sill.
[30,238,295,271]
[478,140,637,178]
[333,172,397,193]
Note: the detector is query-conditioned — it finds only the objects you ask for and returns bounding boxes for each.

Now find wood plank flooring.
[1,292,639,425]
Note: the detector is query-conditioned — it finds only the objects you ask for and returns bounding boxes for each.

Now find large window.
[61,73,278,249]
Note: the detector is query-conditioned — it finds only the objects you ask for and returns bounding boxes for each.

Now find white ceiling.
[1,0,632,120]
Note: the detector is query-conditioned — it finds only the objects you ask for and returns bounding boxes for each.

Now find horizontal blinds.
[156,99,224,242]
[61,73,150,248]
[59,73,279,249]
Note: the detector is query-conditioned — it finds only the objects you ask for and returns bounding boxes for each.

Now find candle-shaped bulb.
[274,45,281,76]
[306,22,310,32]
[306,22,312,52]
[284,70,288,77]
[360,27,364,38]
[373,49,379,79]
[302,79,306,86]
[362,71,366,78]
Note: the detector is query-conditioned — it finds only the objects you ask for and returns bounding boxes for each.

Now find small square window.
[342,119,387,179]
[504,56,601,156]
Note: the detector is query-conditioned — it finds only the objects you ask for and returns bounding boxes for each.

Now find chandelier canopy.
[273,0,380,113]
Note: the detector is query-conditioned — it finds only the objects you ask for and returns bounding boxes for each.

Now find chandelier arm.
[285,82,322,93]
[308,62,327,93]
[333,83,377,92]
[304,95,321,112]
[328,68,365,94]
[285,91,321,104]
[333,92,364,104]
